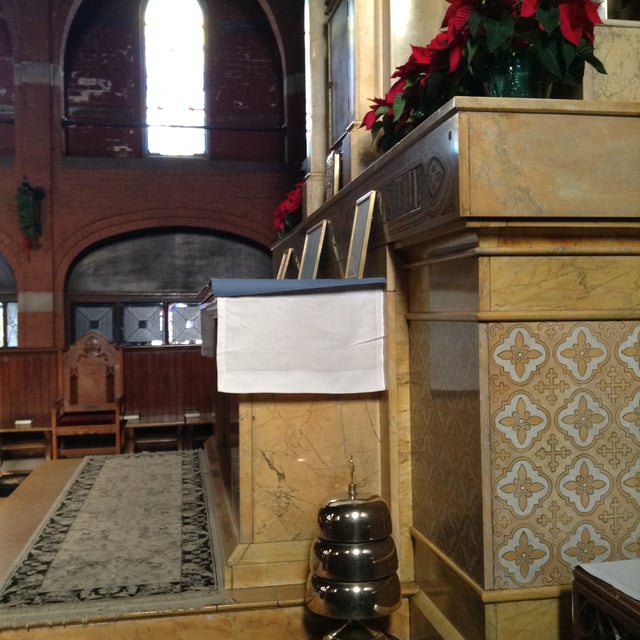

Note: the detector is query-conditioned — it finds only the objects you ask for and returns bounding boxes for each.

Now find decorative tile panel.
[489,322,640,588]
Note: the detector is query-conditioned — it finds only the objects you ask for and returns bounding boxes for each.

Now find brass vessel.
[306,459,401,639]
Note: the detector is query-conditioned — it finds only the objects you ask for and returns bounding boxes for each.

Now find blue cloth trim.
[209,277,386,298]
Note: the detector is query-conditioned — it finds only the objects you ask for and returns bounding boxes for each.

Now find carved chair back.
[61,331,123,413]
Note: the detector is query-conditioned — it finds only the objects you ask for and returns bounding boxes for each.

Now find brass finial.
[348,455,357,499]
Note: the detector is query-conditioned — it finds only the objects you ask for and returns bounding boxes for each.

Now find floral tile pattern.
[489,321,640,588]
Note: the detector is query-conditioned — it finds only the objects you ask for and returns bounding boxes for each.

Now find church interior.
[0,0,639,638]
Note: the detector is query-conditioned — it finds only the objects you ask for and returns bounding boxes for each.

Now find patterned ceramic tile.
[489,321,640,589]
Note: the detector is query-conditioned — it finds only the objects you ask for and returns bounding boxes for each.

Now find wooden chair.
[52,331,123,459]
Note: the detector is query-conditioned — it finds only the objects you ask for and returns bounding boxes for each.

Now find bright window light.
[144,0,205,156]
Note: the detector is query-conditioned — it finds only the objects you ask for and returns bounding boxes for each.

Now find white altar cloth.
[213,279,385,394]
[579,559,640,601]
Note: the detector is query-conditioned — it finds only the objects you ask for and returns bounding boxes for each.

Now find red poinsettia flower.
[361,108,379,131]
[360,0,606,152]
[362,78,408,130]
[273,181,304,236]
[522,0,602,45]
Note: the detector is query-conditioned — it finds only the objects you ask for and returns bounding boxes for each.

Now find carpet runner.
[0,450,229,629]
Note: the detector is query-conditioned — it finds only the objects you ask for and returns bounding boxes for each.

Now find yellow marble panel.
[409,257,479,314]
[0,607,308,640]
[460,109,640,219]
[384,265,415,580]
[241,394,382,545]
[486,256,640,313]
[238,401,254,543]
[0,597,412,640]
[584,25,640,102]
[486,596,572,640]
[230,559,309,589]
[235,540,311,564]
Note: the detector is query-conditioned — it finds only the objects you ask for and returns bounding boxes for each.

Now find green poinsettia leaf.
[392,93,406,123]
[371,121,383,141]
[468,11,483,38]
[587,55,607,75]
[564,67,583,86]
[426,69,448,96]
[576,38,607,74]
[536,5,560,35]
[375,105,389,117]
[538,38,564,81]
[465,39,480,68]
[559,37,576,71]
[484,15,514,53]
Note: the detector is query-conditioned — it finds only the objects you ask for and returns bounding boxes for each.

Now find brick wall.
[0,0,305,348]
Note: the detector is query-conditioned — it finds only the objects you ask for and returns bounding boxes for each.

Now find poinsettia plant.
[362,0,607,151]
[273,180,304,238]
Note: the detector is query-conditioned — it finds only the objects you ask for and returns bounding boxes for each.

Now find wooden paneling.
[122,346,214,422]
[0,350,58,428]
[0,350,58,461]
[0,347,215,460]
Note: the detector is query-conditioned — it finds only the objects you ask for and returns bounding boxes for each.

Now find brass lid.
[317,495,392,542]
[316,457,393,542]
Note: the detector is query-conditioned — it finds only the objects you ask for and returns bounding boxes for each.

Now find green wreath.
[15,180,45,244]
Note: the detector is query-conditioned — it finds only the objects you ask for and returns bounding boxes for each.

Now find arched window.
[144,0,205,156]
[0,255,17,347]
[64,0,285,161]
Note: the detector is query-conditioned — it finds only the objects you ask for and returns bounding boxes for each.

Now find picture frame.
[325,149,341,200]
[298,220,328,279]
[276,247,294,279]
[345,190,376,279]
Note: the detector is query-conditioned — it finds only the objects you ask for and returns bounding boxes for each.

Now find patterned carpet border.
[0,450,231,629]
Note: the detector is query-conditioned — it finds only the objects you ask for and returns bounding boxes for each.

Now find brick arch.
[58,0,297,163]
[256,0,306,164]
[52,209,272,296]
[0,232,31,290]
[0,248,17,292]
[55,0,302,74]
[51,0,85,65]
[0,0,18,53]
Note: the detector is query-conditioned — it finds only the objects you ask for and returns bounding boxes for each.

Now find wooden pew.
[0,349,58,464]
[0,345,216,461]
[122,345,215,452]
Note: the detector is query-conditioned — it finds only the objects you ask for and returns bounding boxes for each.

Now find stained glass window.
[72,301,202,346]
[121,303,164,345]
[168,302,202,344]
[6,302,17,346]
[73,304,115,342]
[0,301,17,347]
